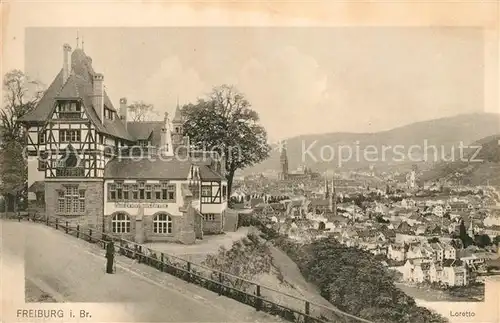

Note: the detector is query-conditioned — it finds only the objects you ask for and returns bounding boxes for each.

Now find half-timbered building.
[19,42,228,244]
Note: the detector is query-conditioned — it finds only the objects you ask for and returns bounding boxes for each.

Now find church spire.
[324,173,329,198]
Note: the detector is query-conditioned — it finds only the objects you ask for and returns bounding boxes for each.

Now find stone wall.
[44,180,103,229]
[203,213,224,234]
[223,210,239,232]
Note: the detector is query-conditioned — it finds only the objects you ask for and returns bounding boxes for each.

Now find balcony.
[59,112,83,119]
[56,167,85,177]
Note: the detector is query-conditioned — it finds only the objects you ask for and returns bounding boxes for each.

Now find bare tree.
[127,101,159,121]
[1,70,45,212]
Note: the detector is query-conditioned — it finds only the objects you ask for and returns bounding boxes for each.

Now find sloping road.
[2,220,280,322]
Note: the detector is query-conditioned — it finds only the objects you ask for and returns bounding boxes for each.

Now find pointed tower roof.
[172,104,183,123]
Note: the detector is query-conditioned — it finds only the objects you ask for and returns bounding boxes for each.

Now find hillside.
[201,233,336,319]
[422,134,500,186]
[247,113,500,174]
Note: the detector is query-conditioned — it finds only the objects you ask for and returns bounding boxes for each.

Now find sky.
[25,27,491,141]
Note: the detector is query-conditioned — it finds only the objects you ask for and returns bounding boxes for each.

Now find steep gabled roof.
[104,157,224,181]
[104,158,192,179]
[198,165,224,181]
[19,70,64,123]
[126,121,163,145]
[18,48,132,141]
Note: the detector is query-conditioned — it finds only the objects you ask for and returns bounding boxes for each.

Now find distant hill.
[421,133,500,186]
[246,113,500,175]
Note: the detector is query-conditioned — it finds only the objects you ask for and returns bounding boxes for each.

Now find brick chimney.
[119,98,127,130]
[93,73,104,122]
[62,43,72,84]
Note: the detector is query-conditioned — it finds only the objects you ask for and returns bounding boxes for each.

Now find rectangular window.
[57,186,85,215]
[161,182,168,200]
[139,182,145,200]
[123,184,129,200]
[167,184,176,201]
[145,184,152,200]
[203,214,215,221]
[58,101,82,119]
[132,184,138,200]
[154,184,161,200]
[109,183,116,201]
[116,182,123,200]
[222,185,227,199]
[57,191,65,212]
[79,190,85,212]
[201,186,211,197]
[59,130,81,143]
[201,185,212,203]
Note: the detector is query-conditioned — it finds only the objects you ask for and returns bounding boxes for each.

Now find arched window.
[318,221,326,231]
[112,213,131,233]
[154,213,172,234]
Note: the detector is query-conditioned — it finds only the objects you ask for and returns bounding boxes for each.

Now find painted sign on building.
[114,202,169,209]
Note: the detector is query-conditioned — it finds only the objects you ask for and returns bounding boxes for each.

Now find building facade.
[277,141,320,181]
[20,42,228,244]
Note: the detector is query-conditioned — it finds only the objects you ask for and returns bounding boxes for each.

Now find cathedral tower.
[278,140,289,180]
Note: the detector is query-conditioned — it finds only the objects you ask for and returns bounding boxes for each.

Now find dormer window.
[104,107,114,120]
[57,101,82,119]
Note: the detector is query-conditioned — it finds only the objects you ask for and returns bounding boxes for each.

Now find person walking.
[105,241,115,274]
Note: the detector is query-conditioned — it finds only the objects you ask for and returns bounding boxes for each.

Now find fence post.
[255,285,262,311]
[161,253,164,272]
[46,216,49,226]
[89,228,93,242]
[76,225,80,239]
[218,272,223,296]
[65,221,69,234]
[186,262,191,282]
[55,218,59,230]
[304,301,310,323]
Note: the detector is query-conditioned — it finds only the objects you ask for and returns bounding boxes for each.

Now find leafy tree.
[474,234,492,248]
[182,85,271,197]
[493,235,500,246]
[428,237,440,243]
[458,220,474,248]
[127,101,158,121]
[1,70,44,212]
[202,233,272,291]
[278,237,447,323]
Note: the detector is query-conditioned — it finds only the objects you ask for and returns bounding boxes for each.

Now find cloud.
[236,46,330,140]
[135,56,207,116]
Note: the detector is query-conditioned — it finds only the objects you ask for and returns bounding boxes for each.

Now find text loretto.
[449,310,476,317]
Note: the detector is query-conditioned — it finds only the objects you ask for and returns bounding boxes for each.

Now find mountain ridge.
[246,112,500,175]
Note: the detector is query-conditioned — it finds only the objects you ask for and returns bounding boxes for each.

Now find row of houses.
[402,258,467,286]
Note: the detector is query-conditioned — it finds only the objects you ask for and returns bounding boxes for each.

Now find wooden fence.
[12,213,374,323]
